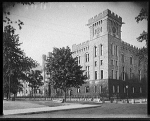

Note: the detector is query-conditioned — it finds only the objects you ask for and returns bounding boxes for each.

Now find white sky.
[4,2,148,65]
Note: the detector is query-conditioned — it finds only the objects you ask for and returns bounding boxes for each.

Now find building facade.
[17,65,44,97]
[70,9,147,99]
[42,9,147,100]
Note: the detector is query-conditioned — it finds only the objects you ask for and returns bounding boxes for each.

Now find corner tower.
[87,9,122,40]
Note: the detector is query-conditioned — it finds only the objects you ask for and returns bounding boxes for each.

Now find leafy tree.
[3,2,45,100]
[3,25,38,100]
[46,46,87,102]
[135,6,148,58]
[135,5,148,74]
[27,70,44,97]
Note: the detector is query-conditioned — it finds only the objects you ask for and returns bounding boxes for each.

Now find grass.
[3,100,67,110]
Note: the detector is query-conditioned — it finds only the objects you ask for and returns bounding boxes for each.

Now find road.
[2,103,148,118]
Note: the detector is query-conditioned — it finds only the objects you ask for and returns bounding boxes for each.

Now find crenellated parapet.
[88,9,122,26]
[72,40,90,52]
[121,40,139,53]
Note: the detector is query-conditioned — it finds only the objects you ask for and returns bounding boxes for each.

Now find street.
[2,103,148,118]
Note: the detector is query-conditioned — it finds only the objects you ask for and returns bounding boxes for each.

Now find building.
[71,9,147,99]
[17,65,44,97]
[42,9,147,100]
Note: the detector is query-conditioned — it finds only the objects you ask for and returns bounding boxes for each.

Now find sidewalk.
[3,98,147,116]
[3,103,101,115]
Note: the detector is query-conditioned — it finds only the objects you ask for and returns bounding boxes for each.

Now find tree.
[46,46,87,102]
[3,2,45,100]
[27,70,43,97]
[135,6,148,58]
[135,4,148,98]
[3,25,38,100]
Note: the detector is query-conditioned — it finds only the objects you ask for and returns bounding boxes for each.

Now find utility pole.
[126,85,129,103]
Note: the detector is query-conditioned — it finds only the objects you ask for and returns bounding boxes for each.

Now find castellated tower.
[72,9,146,99]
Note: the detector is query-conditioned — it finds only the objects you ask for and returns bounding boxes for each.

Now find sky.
[4,2,148,65]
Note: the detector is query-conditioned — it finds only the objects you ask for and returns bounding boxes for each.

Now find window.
[112,70,114,79]
[95,61,97,67]
[130,56,133,65]
[116,45,118,56]
[101,27,102,32]
[101,20,102,24]
[116,61,118,67]
[122,66,125,81]
[140,87,142,93]
[77,88,80,93]
[93,25,94,36]
[76,56,78,64]
[132,87,135,93]
[100,86,102,93]
[117,85,119,93]
[85,86,90,93]
[79,56,80,64]
[88,66,90,79]
[85,66,87,77]
[94,46,98,57]
[94,86,97,93]
[124,87,126,93]
[101,70,103,79]
[100,44,103,56]
[113,85,115,93]
[114,45,115,56]
[121,54,124,63]
[116,71,118,79]
[111,44,113,55]
[95,71,97,80]
[100,60,103,65]
[130,68,132,79]
[86,66,90,79]
[85,53,89,62]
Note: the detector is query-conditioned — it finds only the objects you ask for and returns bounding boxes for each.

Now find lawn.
[3,100,67,110]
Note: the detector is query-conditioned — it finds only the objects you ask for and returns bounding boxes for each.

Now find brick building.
[43,9,147,100]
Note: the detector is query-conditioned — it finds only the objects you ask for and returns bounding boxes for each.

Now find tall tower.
[87,9,123,80]
[87,9,122,40]
[86,9,123,99]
